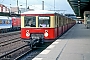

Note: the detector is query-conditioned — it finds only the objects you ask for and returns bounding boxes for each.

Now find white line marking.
[32,58,43,60]
[56,40,61,42]
[52,41,59,44]
[47,45,55,49]
[40,50,50,54]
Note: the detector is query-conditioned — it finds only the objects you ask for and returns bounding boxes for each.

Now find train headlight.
[44,30,48,37]
[26,30,30,37]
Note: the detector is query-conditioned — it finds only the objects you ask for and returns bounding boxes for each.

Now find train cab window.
[38,16,50,27]
[24,16,36,27]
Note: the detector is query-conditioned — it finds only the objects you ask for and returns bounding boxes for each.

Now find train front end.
[21,10,56,47]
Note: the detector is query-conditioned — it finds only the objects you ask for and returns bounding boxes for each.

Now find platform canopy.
[67,0,90,19]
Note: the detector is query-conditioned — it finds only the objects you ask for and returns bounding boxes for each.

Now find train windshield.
[38,16,50,27]
[24,16,36,27]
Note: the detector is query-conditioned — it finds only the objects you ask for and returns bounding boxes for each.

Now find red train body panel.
[12,17,21,27]
[21,28,57,40]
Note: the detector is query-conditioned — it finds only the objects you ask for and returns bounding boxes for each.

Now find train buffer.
[32,24,90,60]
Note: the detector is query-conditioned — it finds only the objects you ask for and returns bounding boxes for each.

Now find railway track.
[0,38,52,60]
[0,31,27,60]
[0,31,21,47]
[0,44,28,60]
[0,31,20,38]
[0,38,21,47]
[0,31,52,60]
[14,42,52,60]
[0,37,28,60]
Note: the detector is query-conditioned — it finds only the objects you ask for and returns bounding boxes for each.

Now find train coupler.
[29,38,44,48]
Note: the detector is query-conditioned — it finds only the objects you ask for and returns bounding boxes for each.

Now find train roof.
[0,16,11,20]
[21,10,57,15]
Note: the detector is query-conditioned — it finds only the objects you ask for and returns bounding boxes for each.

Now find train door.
[60,16,63,34]
[57,15,61,37]
[59,16,62,35]
[62,16,64,33]
[55,15,58,38]
[56,15,59,37]
[57,15,59,36]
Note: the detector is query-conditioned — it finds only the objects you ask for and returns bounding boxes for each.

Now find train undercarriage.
[23,33,44,49]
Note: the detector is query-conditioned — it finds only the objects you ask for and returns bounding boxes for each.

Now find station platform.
[32,24,90,60]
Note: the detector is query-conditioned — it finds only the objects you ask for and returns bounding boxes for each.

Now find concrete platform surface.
[32,24,90,60]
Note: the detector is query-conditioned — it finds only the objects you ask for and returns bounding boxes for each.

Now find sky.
[0,0,75,14]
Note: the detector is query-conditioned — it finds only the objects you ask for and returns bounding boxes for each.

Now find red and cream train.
[21,10,76,47]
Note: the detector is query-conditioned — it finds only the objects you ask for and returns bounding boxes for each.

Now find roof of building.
[67,0,90,19]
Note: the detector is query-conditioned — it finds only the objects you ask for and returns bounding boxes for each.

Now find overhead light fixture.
[77,17,81,18]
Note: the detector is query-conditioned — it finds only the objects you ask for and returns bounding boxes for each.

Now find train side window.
[5,20,10,24]
[38,16,50,27]
[0,20,2,24]
[24,16,36,27]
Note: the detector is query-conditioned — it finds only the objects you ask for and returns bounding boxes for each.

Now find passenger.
[31,24,36,27]
[40,21,46,27]
[28,20,36,27]
[28,20,32,25]
[40,24,46,27]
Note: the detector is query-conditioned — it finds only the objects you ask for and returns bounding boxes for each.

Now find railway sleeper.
[0,55,12,60]
[1,58,11,60]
